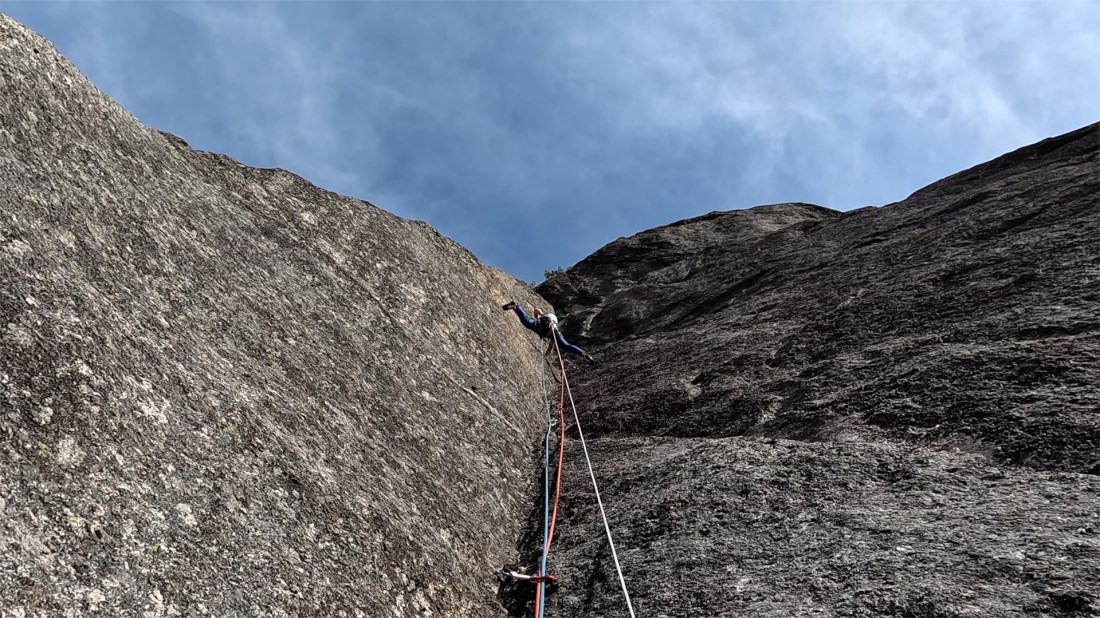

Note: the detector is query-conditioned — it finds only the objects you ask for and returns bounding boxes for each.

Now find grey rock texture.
[1,15,548,617]
[536,124,1099,616]
[3,11,1099,618]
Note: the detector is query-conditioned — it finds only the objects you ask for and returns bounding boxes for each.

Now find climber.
[502,301,595,365]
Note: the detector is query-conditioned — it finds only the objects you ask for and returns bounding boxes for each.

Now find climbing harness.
[536,313,559,338]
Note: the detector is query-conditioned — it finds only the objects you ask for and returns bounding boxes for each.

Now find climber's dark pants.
[513,306,586,356]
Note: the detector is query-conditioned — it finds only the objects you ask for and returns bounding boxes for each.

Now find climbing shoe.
[502,301,518,311]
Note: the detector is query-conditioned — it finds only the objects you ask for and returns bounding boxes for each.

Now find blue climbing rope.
[536,338,552,617]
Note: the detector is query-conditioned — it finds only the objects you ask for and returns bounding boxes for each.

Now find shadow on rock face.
[535,124,1100,616]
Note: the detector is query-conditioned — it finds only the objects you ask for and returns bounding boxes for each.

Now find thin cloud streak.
[2,0,1097,281]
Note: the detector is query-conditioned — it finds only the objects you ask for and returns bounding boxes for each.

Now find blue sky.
[3,1,1098,282]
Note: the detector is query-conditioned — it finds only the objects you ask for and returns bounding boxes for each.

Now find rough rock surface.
[1,15,548,617]
[4,11,1099,618]
[537,124,1099,616]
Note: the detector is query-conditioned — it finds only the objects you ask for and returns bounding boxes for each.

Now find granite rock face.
[1,15,548,617]
[4,11,1099,618]
[537,125,1099,616]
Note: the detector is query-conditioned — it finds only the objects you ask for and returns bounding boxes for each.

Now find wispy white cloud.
[164,3,347,174]
[3,0,1097,280]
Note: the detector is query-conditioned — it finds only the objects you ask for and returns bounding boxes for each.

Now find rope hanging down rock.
[535,337,552,616]
[534,337,567,618]
[546,332,636,618]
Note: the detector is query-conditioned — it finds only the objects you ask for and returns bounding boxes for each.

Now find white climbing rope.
[551,334,637,618]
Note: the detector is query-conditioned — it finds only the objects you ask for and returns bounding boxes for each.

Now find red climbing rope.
[531,325,633,618]
[533,356,567,618]
[546,363,567,558]
[552,334,637,618]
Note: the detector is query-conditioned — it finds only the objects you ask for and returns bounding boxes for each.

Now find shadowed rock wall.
[543,126,1098,472]
[1,14,547,617]
[537,125,1099,616]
